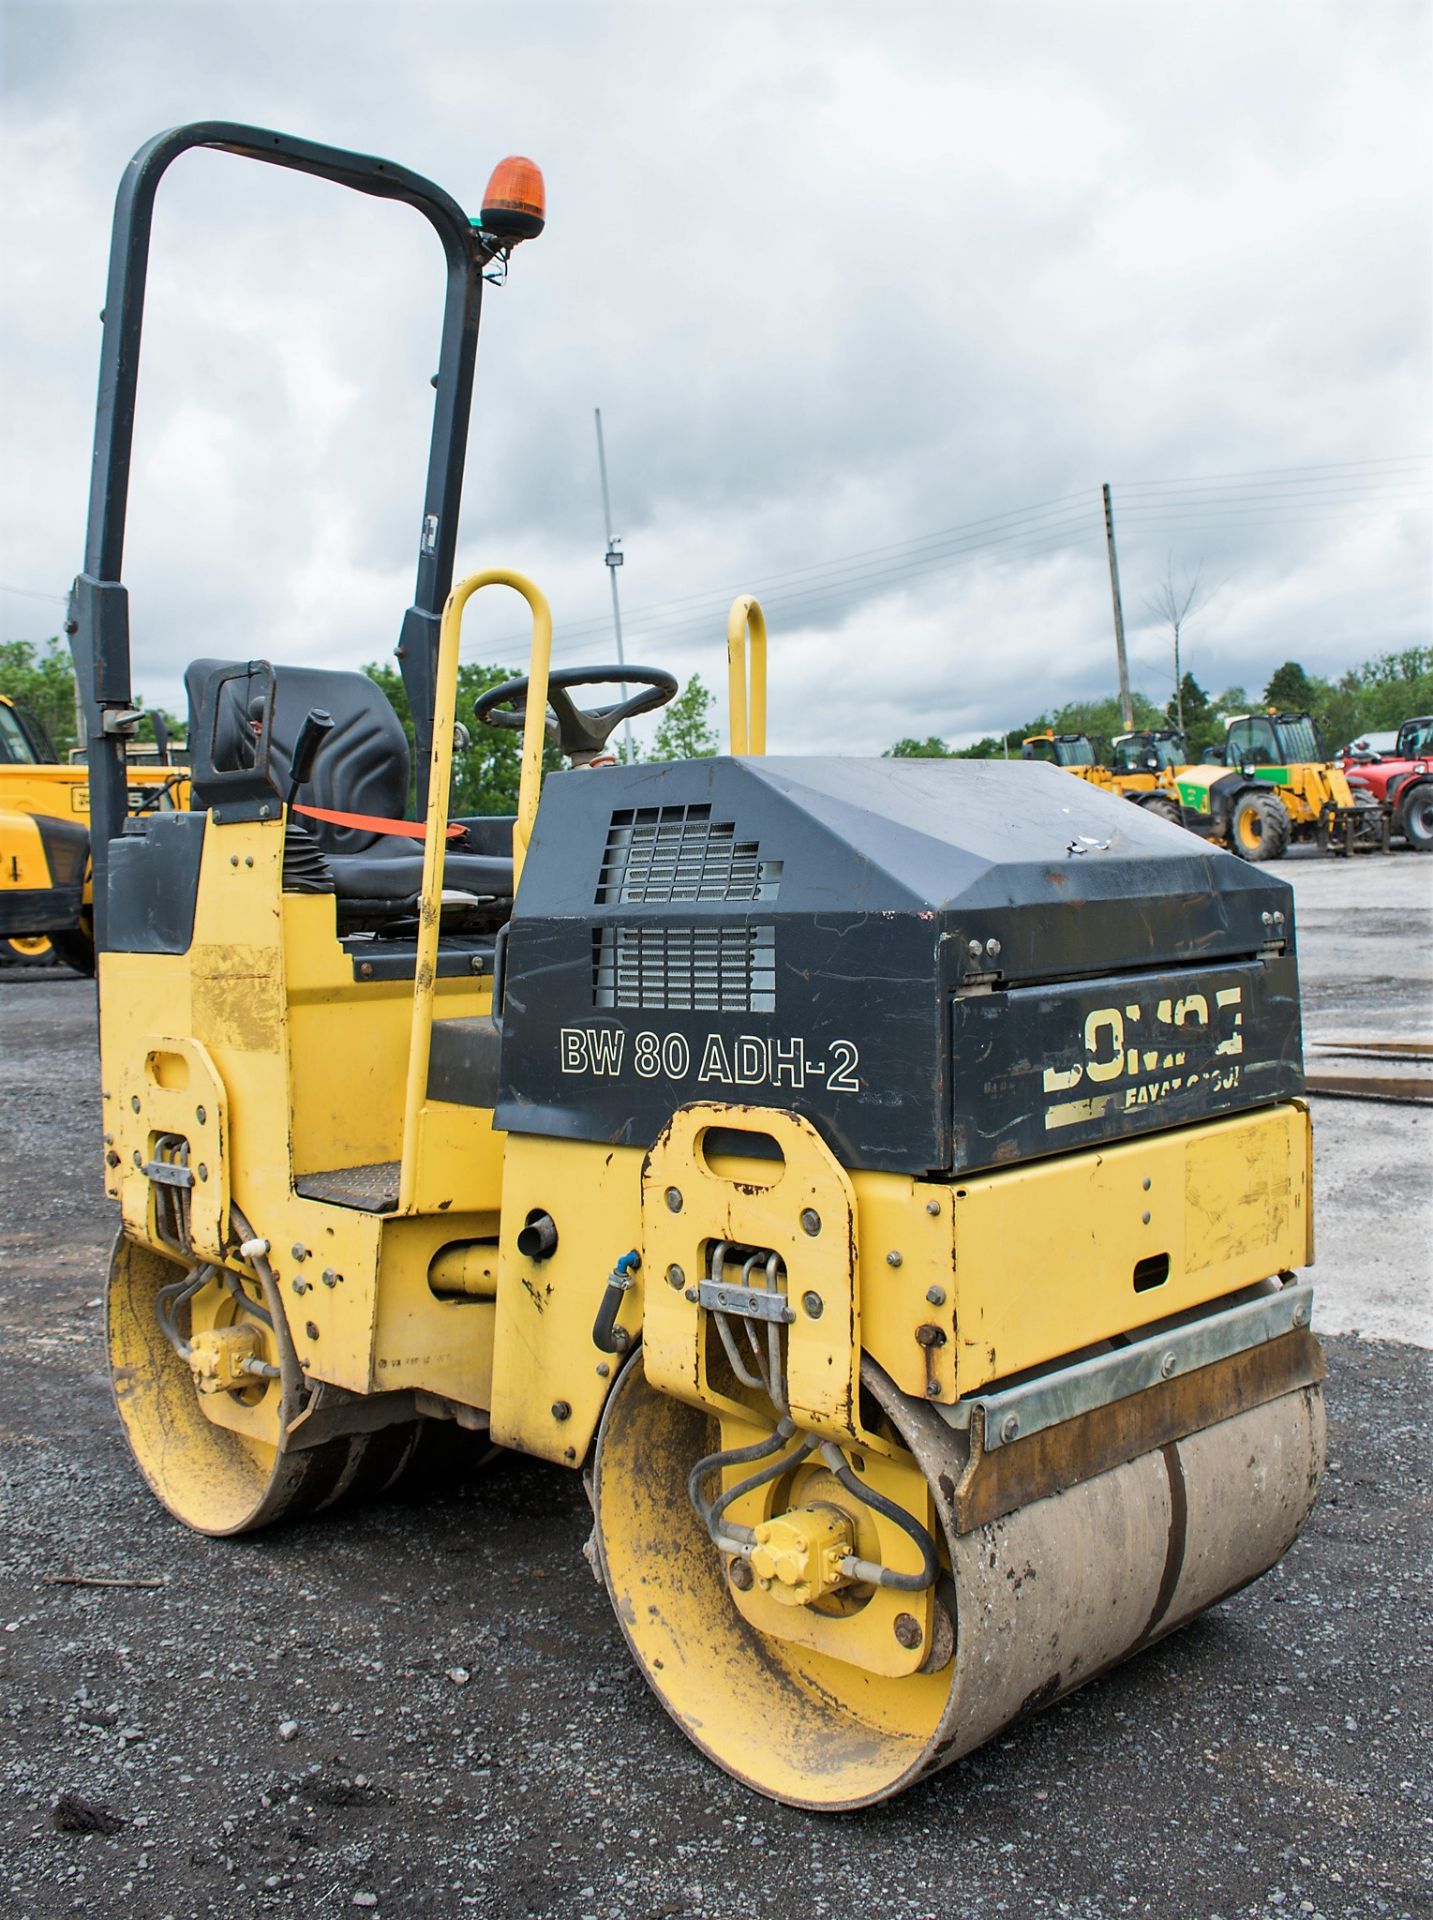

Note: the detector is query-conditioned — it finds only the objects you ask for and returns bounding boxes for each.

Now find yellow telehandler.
[1,692,186,974]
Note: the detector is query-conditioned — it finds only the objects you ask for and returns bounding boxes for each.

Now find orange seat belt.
[293,803,465,841]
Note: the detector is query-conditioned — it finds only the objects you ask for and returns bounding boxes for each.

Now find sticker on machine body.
[555,1026,862,1094]
[950,956,1303,1173]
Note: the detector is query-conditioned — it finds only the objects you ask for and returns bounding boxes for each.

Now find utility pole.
[594,408,633,763]
[1102,483,1134,731]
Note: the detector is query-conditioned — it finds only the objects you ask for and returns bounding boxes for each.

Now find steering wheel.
[474,664,678,763]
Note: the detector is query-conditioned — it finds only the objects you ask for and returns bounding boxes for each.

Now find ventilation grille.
[593,925,776,1012]
[597,805,782,905]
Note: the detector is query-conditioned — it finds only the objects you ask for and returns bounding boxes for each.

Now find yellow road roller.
[74,123,1324,1810]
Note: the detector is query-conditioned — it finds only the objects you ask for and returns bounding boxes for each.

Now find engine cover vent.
[597,805,782,905]
[593,924,777,1012]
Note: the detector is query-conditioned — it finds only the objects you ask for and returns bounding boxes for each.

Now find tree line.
[7,629,1426,789]
[886,647,1433,762]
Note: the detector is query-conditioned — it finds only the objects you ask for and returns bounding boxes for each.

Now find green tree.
[1345,647,1433,732]
[1263,661,1318,712]
[649,675,719,761]
[1046,692,1165,760]
[952,732,1022,759]
[366,659,560,815]
[888,695,1170,764]
[1166,674,1220,757]
[886,735,953,758]
[0,636,78,756]
[135,707,184,750]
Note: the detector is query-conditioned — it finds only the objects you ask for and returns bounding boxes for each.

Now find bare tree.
[1142,558,1218,738]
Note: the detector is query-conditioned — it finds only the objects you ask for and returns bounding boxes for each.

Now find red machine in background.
[1338,716,1433,851]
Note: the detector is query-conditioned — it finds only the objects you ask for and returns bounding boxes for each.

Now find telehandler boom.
[76,124,1324,1811]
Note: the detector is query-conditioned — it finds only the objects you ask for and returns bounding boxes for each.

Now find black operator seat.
[185,659,514,903]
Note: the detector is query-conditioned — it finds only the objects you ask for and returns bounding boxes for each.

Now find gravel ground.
[0,846,1429,1920]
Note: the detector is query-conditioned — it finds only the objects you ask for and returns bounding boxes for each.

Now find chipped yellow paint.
[641,1103,863,1442]
[489,1134,645,1462]
[99,806,503,1405]
[191,945,283,1053]
[940,1101,1311,1394]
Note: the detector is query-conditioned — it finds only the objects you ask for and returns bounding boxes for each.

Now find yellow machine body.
[72,119,1326,1816]
[94,578,1326,1809]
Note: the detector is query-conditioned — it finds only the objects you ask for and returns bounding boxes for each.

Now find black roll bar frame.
[67,121,497,948]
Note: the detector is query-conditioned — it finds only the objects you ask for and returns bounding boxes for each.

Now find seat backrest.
[185,659,410,856]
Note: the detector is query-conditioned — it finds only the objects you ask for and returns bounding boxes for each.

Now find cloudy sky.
[1,1,1428,754]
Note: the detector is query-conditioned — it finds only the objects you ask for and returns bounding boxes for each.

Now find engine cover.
[495,757,1303,1176]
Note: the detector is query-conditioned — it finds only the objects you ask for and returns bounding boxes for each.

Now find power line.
[613,512,1096,638]
[467,455,1428,667]
[552,487,1421,662]
[1115,454,1429,489]
[1115,498,1430,526]
[555,523,1097,662]
[1113,481,1431,507]
[0,583,67,603]
[461,492,1095,657]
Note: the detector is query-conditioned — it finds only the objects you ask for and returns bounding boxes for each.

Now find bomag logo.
[1042,985,1244,1131]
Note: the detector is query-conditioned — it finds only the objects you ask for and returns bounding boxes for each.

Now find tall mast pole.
[594,408,634,762]
[1102,482,1134,731]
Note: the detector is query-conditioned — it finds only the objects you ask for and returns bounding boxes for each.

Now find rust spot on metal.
[950,1329,1324,1535]
[520,1274,545,1313]
[1016,1673,1062,1718]
[915,1322,947,1399]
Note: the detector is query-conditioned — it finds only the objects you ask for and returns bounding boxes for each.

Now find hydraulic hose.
[818,1440,941,1592]
[222,1266,273,1327]
[687,1418,796,1535]
[230,1204,307,1431]
[708,1436,818,1546]
[154,1263,214,1357]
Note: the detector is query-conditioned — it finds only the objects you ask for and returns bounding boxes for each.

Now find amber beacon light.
[480,156,546,241]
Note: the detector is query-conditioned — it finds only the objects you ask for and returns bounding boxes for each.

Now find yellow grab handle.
[726,595,767,756]
[398,566,552,1214]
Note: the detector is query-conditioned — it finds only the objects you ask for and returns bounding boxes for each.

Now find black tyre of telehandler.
[1230,789,1290,862]
[1139,794,1183,826]
[1400,781,1433,852]
[2,935,57,966]
[51,927,97,976]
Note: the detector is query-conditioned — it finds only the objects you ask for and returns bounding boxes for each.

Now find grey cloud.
[0,1,1428,756]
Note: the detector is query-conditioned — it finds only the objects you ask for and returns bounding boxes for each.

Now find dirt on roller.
[0,846,1429,1920]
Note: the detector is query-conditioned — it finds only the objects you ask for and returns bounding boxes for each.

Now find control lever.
[285,708,334,808]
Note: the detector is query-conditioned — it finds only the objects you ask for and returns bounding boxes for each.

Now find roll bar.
[67,121,497,949]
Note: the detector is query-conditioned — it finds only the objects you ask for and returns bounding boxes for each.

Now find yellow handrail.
[726,595,767,755]
[397,566,552,1214]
